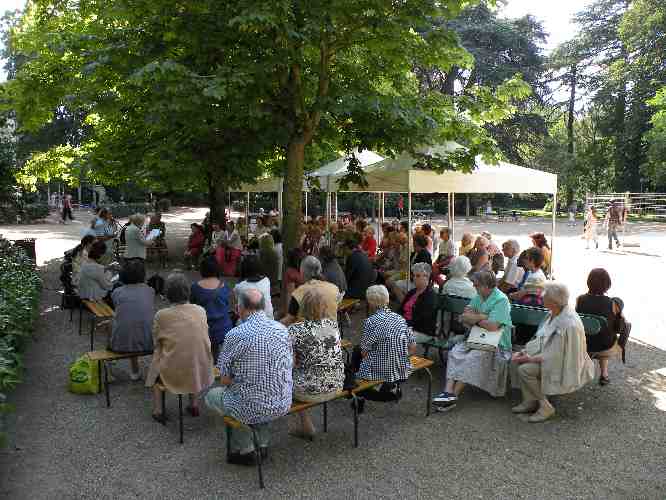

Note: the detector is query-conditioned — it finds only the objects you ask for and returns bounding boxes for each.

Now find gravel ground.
[0,208,664,499]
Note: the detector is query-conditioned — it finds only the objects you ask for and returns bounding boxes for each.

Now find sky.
[499,0,592,51]
[0,0,591,79]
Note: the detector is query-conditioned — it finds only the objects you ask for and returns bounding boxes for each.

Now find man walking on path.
[61,194,74,224]
[605,200,627,250]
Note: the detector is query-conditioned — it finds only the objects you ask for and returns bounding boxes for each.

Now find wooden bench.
[80,300,114,350]
[88,349,153,408]
[221,355,433,489]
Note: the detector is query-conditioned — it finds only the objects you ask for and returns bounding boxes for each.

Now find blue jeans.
[205,387,271,454]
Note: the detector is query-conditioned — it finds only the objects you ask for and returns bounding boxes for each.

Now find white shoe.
[512,400,538,414]
[528,403,555,423]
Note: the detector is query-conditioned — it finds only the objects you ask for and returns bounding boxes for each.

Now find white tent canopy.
[332,153,557,194]
[237,149,385,193]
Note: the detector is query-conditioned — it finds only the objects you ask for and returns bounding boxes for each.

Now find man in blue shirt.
[205,288,293,465]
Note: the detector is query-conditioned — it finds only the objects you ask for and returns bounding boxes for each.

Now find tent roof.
[310,149,384,178]
[329,145,557,194]
[237,149,384,193]
[236,144,557,195]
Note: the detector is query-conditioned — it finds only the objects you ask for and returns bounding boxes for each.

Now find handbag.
[68,354,100,394]
[465,325,502,352]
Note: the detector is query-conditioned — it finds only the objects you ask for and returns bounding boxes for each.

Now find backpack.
[611,297,630,364]
[119,223,129,244]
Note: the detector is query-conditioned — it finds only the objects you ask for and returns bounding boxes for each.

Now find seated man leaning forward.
[281,256,339,327]
[205,288,293,466]
[433,270,513,411]
[512,282,595,423]
[352,285,416,404]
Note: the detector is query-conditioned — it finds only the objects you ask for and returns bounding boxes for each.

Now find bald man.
[205,287,293,465]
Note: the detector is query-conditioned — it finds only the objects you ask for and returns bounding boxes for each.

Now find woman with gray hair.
[441,256,476,299]
[287,289,344,439]
[146,273,214,421]
[399,262,438,343]
[281,255,339,326]
[512,282,595,422]
[433,270,513,411]
[353,285,416,399]
[123,213,154,261]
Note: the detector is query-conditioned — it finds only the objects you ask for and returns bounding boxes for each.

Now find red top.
[188,231,205,256]
[285,268,304,288]
[361,236,377,257]
[402,292,419,321]
[397,196,404,209]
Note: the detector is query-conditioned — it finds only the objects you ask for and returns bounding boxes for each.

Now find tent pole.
[305,191,308,221]
[447,193,452,229]
[451,193,456,244]
[550,191,556,278]
[334,193,338,222]
[408,191,412,281]
[326,178,331,244]
[246,192,250,241]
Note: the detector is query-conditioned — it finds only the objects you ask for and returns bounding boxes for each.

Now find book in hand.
[465,326,502,351]
[146,229,162,241]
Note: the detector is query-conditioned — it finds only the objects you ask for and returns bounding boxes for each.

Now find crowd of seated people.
[67,207,632,464]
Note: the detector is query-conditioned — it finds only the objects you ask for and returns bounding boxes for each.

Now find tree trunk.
[566,63,577,206]
[282,139,305,253]
[207,170,228,223]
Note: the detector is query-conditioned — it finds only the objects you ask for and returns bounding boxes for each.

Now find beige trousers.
[517,362,545,401]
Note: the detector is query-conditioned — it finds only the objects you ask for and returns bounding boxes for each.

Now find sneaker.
[432,392,457,404]
[434,402,457,412]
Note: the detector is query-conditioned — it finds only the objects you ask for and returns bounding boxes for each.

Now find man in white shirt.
[498,239,522,293]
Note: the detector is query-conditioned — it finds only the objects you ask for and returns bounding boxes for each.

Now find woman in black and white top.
[288,289,344,440]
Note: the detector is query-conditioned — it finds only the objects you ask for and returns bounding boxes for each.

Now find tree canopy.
[5,0,531,250]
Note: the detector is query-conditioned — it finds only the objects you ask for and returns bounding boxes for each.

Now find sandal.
[599,375,610,386]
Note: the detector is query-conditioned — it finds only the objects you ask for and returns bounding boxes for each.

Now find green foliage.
[644,87,666,189]
[0,239,42,445]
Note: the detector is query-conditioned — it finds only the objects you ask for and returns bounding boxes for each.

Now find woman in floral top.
[287,289,344,439]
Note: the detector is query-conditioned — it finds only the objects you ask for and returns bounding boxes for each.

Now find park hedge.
[0,239,42,445]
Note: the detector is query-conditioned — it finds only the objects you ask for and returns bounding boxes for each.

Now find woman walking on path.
[584,206,599,249]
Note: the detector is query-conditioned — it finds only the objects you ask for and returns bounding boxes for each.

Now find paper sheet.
[146,229,162,241]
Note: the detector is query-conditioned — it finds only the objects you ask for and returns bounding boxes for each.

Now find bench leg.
[225,425,231,459]
[178,395,184,444]
[102,361,111,408]
[251,427,265,489]
[424,368,433,417]
[90,318,95,351]
[97,360,103,401]
[161,391,166,425]
[78,304,83,336]
[352,395,359,448]
[323,402,328,433]
[70,306,73,323]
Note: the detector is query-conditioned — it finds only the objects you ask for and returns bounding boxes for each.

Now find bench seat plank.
[88,349,152,362]
[82,300,114,318]
[338,298,360,313]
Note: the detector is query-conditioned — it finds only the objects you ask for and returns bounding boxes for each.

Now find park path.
[0,210,664,498]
